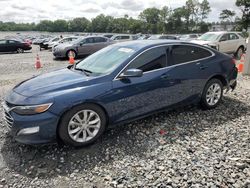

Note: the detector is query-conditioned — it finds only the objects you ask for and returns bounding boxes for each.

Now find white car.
[51,36,79,49]
[110,34,135,42]
[191,31,246,59]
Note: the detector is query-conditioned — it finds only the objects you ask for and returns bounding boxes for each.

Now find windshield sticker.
[118,48,135,53]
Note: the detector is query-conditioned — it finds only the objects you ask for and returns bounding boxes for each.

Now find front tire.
[200,79,223,110]
[58,104,106,147]
[66,50,77,59]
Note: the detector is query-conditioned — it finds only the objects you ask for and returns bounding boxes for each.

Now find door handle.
[200,65,208,70]
[161,74,170,79]
[196,63,208,70]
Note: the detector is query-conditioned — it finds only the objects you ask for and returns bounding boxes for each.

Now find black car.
[0,39,32,53]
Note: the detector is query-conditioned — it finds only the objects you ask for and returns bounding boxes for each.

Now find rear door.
[7,40,20,51]
[165,44,214,105]
[93,37,108,52]
[78,38,94,55]
[228,33,240,53]
[0,40,7,52]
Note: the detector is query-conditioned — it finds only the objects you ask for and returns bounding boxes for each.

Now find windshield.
[148,35,160,40]
[198,33,220,41]
[75,45,136,76]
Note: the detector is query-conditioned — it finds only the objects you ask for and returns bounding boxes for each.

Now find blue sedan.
[3,40,237,146]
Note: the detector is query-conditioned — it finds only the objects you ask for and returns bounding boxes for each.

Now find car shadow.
[1,96,249,179]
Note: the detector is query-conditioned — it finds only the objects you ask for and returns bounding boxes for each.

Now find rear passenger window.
[170,45,212,65]
[121,36,130,39]
[94,37,107,43]
[229,33,239,40]
[126,47,167,72]
[86,38,94,44]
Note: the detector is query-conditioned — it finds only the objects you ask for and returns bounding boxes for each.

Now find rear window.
[170,45,212,65]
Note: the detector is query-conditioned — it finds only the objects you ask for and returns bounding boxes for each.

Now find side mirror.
[119,69,143,78]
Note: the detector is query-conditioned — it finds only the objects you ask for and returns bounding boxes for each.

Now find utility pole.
[243,32,250,75]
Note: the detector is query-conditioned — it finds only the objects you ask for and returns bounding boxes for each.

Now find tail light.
[24,42,30,46]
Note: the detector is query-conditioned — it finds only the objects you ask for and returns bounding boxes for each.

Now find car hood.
[57,43,75,49]
[191,40,213,45]
[13,68,91,97]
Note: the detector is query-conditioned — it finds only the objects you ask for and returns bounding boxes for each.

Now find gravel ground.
[0,46,249,188]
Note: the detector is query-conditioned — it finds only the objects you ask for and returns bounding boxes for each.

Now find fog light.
[17,127,40,136]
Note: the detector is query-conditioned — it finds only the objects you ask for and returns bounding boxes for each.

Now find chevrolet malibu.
[3,40,237,146]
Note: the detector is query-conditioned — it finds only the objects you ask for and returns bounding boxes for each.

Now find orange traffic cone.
[35,54,42,69]
[69,51,75,65]
[238,54,245,73]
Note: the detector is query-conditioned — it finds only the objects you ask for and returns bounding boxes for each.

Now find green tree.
[139,8,161,33]
[68,17,90,32]
[219,9,236,22]
[236,0,250,31]
[199,0,211,20]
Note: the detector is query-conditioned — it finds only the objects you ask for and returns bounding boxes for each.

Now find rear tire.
[58,104,106,147]
[17,48,24,53]
[235,46,244,60]
[200,78,223,110]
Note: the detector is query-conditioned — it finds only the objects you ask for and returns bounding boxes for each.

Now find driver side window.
[220,34,229,42]
[126,47,167,72]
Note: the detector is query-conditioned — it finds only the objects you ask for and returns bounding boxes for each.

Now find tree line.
[0,0,249,34]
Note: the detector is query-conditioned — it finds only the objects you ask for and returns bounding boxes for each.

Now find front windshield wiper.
[73,67,92,76]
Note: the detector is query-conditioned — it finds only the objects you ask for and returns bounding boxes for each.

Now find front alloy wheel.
[68,110,101,143]
[58,104,106,147]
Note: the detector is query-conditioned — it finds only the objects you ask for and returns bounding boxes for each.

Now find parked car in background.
[3,40,237,146]
[110,34,135,42]
[103,34,114,38]
[138,35,151,40]
[148,35,178,40]
[179,34,200,41]
[52,36,79,49]
[42,37,60,50]
[0,39,32,53]
[191,31,247,59]
[53,36,113,58]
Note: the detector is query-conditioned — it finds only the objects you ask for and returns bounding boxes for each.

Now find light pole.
[243,32,250,75]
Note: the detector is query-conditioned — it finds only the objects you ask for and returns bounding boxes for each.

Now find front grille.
[2,102,14,129]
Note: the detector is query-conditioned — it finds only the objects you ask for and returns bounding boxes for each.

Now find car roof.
[112,40,201,51]
[205,31,240,35]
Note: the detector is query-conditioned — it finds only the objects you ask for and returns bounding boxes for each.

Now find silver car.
[53,36,113,58]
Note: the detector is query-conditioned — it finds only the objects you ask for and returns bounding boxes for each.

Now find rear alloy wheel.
[17,48,24,53]
[200,79,223,109]
[58,104,106,147]
[235,47,244,60]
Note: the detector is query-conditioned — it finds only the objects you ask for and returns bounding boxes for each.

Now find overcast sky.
[0,0,240,23]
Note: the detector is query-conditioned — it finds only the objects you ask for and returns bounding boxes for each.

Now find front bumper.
[53,51,65,58]
[2,103,59,144]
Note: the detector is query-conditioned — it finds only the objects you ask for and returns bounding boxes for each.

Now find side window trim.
[114,44,215,80]
[114,45,170,80]
[169,44,215,66]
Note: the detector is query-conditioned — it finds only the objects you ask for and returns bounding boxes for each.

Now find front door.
[110,46,172,123]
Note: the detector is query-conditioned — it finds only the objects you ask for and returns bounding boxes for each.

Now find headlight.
[12,103,52,115]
